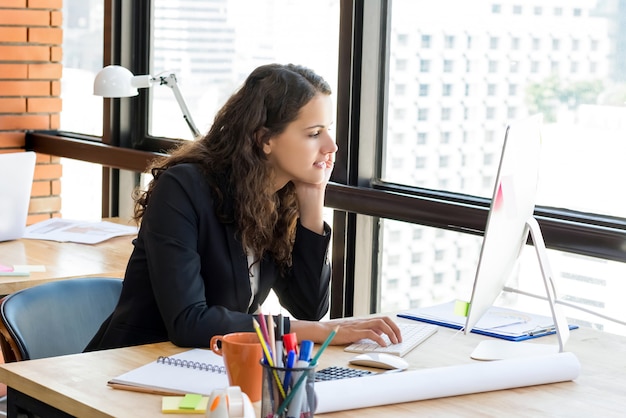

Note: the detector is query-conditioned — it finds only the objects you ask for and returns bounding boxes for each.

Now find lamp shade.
[94,65,141,97]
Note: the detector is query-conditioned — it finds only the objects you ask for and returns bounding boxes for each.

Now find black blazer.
[86,163,331,351]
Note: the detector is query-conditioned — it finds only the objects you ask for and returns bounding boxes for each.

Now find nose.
[323,132,338,153]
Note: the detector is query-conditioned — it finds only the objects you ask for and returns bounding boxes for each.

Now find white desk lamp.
[93,65,201,139]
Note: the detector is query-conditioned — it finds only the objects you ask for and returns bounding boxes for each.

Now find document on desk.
[398,301,578,341]
[23,218,138,244]
[315,352,581,413]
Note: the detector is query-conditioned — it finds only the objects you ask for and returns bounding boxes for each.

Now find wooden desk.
[0,321,624,417]
[0,220,135,294]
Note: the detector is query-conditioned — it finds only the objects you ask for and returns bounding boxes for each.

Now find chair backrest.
[0,277,122,362]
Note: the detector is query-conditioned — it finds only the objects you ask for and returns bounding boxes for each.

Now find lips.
[314,160,334,169]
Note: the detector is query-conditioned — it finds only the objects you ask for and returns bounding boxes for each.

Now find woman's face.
[263,93,337,191]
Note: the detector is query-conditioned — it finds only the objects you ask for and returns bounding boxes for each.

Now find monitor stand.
[471,216,570,361]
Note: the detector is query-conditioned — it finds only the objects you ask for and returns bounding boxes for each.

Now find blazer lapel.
[224,222,252,311]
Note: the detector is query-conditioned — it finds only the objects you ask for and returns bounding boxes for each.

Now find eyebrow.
[303,122,333,130]
[303,124,325,130]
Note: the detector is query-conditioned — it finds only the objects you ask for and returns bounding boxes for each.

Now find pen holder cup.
[260,361,317,418]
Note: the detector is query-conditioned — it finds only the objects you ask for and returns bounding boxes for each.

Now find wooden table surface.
[0,219,135,294]
[0,320,624,417]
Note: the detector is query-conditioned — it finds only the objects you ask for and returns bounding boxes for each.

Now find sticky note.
[179,393,203,410]
[161,395,209,414]
[454,300,470,317]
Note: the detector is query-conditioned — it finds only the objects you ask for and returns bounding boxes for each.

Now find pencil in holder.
[260,361,317,418]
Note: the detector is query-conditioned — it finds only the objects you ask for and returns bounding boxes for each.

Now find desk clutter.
[107,314,581,416]
[253,313,337,417]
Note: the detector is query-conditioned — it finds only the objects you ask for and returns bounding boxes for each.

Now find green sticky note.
[454,300,470,317]
[179,393,203,410]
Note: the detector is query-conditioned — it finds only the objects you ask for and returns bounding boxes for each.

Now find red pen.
[282,332,298,356]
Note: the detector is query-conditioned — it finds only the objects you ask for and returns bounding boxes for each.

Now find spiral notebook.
[108,349,229,395]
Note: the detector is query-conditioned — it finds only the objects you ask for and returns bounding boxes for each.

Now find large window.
[60,0,104,136]
[149,0,340,140]
[384,0,626,217]
[377,0,626,334]
[60,0,104,220]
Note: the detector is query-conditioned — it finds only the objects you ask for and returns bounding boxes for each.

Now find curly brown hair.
[134,63,332,270]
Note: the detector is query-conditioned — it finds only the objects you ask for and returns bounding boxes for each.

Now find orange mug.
[210,332,263,403]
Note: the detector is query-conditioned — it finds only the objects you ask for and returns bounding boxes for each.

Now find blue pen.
[287,340,314,418]
[298,340,314,363]
[283,349,296,389]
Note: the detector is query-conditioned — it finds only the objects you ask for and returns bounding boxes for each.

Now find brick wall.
[0,0,63,224]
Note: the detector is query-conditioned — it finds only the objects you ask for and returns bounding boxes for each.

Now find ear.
[254,127,271,155]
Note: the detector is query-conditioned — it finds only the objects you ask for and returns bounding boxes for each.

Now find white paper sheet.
[23,218,138,244]
[314,352,580,413]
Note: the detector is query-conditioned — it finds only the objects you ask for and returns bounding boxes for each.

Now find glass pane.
[385,0,626,217]
[150,0,340,140]
[60,0,104,136]
[379,219,626,337]
[60,158,102,220]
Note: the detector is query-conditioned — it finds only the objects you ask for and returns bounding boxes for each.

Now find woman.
[86,63,401,351]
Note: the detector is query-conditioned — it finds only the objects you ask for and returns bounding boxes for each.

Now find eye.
[309,130,321,138]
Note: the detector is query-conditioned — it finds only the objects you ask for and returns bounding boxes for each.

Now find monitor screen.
[464,114,543,334]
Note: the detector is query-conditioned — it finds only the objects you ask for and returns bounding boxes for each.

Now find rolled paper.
[315,351,580,413]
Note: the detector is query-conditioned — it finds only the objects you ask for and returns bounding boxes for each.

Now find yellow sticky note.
[161,395,209,414]
[454,300,470,317]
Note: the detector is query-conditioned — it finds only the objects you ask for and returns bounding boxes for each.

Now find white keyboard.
[344,322,438,357]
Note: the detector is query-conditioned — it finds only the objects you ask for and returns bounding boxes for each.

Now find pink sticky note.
[494,182,504,212]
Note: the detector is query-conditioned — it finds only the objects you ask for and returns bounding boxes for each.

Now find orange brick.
[35,153,51,163]
[0,114,50,130]
[27,97,61,112]
[0,132,25,147]
[0,0,27,7]
[0,64,28,79]
[33,161,62,180]
[28,0,62,9]
[28,195,62,214]
[49,112,59,129]
[50,45,62,62]
[50,10,62,26]
[0,80,51,96]
[0,45,49,62]
[0,98,26,113]
[31,179,51,196]
[50,80,61,95]
[28,63,62,79]
[0,9,49,26]
[51,178,61,194]
[0,27,27,42]
[28,27,63,44]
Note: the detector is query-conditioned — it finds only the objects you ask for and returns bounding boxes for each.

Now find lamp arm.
[157,74,202,139]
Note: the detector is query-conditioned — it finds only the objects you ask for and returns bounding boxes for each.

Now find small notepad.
[108,349,229,395]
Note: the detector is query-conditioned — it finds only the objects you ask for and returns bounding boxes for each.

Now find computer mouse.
[348,352,409,370]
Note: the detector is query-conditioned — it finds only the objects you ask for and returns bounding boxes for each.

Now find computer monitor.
[463,114,569,359]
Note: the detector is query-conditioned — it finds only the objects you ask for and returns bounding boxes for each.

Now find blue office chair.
[0,277,122,362]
